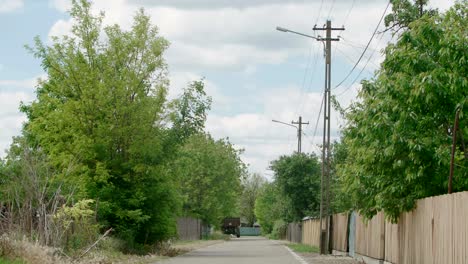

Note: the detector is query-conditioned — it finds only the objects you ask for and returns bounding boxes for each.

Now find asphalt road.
[157,236,304,264]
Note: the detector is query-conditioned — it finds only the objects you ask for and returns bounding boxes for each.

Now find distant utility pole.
[292,116,309,153]
[314,20,344,254]
[272,116,308,153]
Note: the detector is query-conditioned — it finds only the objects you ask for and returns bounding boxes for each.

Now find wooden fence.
[286,222,302,243]
[297,191,468,264]
[355,212,385,259]
[302,218,320,247]
[332,213,348,252]
[176,217,201,240]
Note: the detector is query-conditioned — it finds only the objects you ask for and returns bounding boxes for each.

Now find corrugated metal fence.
[296,191,468,264]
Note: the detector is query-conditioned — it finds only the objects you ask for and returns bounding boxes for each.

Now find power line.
[336,31,388,97]
[333,1,390,90]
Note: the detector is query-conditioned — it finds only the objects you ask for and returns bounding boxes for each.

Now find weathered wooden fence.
[297,191,468,264]
[302,218,320,247]
[286,222,302,243]
[355,212,385,259]
[176,217,202,240]
[332,213,348,252]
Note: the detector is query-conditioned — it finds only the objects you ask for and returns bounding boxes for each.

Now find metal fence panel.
[240,227,261,236]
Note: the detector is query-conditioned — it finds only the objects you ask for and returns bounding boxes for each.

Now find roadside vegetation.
[286,243,319,254]
[255,0,467,240]
[0,0,247,263]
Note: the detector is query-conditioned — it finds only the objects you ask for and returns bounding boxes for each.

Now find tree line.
[254,0,467,234]
[0,0,247,254]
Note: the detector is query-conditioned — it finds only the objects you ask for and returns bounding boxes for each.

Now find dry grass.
[0,234,223,264]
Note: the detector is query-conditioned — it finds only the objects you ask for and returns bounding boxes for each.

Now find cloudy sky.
[0,0,454,178]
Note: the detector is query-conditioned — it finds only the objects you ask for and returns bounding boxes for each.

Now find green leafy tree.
[384,0,438,33]
[338,2,468,222]
[254,182,292,234]
[270,153,321,221]
[239,173,266,226]
[18,0,210,246]
[172,133,246,227]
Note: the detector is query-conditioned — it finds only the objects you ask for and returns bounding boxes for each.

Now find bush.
[202,231,230,241]
[270,220,287,240]
[52,199,100,254]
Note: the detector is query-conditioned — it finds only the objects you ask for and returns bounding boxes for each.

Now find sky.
[0,0,455,179]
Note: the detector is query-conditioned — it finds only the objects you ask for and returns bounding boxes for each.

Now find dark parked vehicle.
[222,217,240,237]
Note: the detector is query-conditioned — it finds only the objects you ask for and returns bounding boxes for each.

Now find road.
[157,236,305,264]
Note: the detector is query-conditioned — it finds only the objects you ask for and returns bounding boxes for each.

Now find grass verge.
[286,243,319,253]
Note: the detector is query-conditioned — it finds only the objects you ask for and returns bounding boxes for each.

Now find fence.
[297,191,468,264]
[332,213,348,252]
[355,212,385,259]
[176,217,202,240]
[302,218,320,247]
[240,227,261,236]
[286,222,302,243]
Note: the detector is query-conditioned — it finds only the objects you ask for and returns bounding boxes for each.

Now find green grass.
[286,243,319,253]
[0,257,25,264]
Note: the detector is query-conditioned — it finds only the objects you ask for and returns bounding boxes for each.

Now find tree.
[270,153,321,221]
[337,2,468,222]
[254,182,292,234]
[384,0,438,33]
[172,133,246,227]
[18,0,211,246]
[239,173,266,226]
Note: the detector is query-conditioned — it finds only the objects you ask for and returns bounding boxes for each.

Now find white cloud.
[0,0,23,13]
[0,76,43,158]
[40,0,459,177]
[49,0,71,12]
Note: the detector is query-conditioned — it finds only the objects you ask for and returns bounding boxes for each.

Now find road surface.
[157,236,304,264]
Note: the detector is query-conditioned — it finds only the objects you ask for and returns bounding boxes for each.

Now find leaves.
[337,2,468,222]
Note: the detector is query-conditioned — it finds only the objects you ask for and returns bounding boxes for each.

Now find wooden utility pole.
[448,108,460,194]
[314,20,344,254]
[292,116,309,153]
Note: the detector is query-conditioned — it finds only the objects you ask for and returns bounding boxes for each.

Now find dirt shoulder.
[171,240,225,253]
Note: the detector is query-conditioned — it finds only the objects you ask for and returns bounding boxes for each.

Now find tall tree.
[338,2,467,221]
[254,182,292,234]
[270,153,321,221]
[239,173,266,226]
[384,0,438,33]
[18,0,210,245]
[172,133,246,227]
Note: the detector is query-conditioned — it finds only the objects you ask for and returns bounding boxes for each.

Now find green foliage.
[384,0,438,33]
[53,199,99,253]
[239,173,266,226]
[286,243,319,253]
[270,220,287,240]
[172,133,245,227]
[254,182,291,234]
[338,2,468,222]
[202,231,230,241]
[270,153,322,221]
[14,0,213,247]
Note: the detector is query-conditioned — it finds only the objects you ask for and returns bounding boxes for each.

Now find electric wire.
[336,30,393,97]
[333,1,390,90]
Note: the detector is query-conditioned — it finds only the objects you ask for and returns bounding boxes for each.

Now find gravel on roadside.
[298,252,363,264]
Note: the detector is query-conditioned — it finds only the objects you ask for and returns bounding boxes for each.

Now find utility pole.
[292,116,309,153]
[448,108,460,194]
[314,20,344,254]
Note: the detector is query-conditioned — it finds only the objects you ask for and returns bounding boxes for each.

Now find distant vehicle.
[222,217,240,237]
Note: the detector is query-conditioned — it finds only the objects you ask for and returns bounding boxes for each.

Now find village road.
[156,236,305,264]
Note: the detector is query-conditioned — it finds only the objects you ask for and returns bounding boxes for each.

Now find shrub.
[270,220,287,240]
